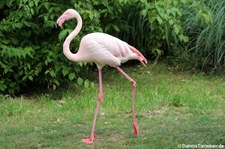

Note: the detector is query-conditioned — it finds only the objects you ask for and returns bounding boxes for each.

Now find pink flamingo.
[57,9,147,144]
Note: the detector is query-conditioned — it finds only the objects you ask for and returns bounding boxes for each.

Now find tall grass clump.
[183,0,225,73]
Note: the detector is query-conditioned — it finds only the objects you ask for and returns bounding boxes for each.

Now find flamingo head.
[57,9,78,27]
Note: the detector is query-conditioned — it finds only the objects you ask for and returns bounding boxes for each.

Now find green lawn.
[0,63,225,149]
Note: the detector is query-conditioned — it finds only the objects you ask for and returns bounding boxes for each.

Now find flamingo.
[57,9,147,144]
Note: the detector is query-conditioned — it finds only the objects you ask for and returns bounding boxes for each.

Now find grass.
[0,63,225,149]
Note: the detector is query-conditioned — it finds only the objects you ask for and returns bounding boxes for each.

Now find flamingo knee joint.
[98,94,103,102]
[132,82,137,88]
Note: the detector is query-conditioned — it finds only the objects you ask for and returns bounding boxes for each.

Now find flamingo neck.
[63,13,82,62]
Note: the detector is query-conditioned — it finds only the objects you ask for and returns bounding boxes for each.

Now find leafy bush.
[140,0,189,56]
[0,0,101,94]
[0,0,135,94]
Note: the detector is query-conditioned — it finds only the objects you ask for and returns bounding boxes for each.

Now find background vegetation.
[182,0,225,73]
[0,0,224,94]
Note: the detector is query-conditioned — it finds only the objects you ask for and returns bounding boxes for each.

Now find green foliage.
[0,0,99,94]
[105,0,210,62]
[122,0,220,73]
[140,0,189,55]
[182,0,225,73]
[1,0,61,93]
[0,0,133,94]
[0,0,223,94]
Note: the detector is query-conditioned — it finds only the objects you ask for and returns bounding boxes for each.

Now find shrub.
[0,0,135,94]
[0,0,102,94]
[140,0,189,56]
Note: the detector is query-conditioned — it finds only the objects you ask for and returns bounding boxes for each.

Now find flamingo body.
[77,32,143,69]
[57,9,147,144]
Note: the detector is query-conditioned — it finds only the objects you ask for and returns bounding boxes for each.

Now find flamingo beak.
[57,14,68,27]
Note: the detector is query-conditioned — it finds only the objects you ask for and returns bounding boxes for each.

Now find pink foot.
[134,123,139,136]
[82,138,94,144]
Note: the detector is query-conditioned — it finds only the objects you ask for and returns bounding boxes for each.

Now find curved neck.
[63,12,82,61]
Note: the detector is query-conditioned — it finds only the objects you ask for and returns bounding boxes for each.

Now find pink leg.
[116,66,139,136]
[82,69,103,144]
